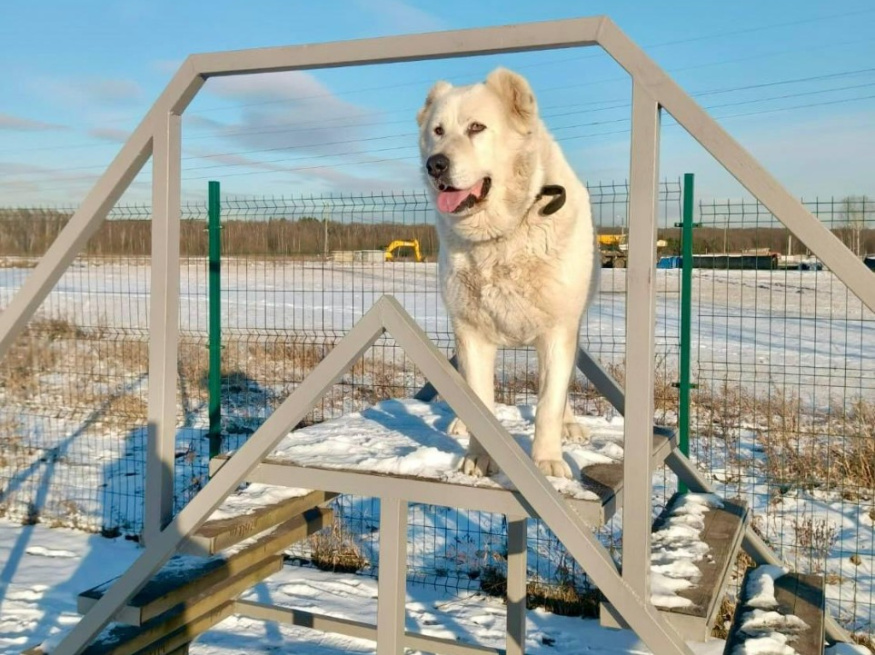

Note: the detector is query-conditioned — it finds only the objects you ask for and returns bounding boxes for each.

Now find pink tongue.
[437,179,483,213]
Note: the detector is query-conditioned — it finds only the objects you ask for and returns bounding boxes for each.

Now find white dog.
[417,68,599,479]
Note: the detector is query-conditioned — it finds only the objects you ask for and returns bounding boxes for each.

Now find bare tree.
[838,195,870,256]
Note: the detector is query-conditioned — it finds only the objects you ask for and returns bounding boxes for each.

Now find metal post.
[208,181,222,460]
[145,110,182,545]
[377,497,408,655]
[622,81,661,600]
[676,173,696,493]
[506,517,527,655]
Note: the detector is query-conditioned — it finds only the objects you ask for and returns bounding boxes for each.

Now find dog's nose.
[426,154,450,178]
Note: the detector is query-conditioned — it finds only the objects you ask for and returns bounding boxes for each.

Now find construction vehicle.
[598,233,667,268]
[384,239,423,262]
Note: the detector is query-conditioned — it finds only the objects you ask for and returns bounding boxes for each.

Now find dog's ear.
[485,68,537,132]
[417,80,453,126]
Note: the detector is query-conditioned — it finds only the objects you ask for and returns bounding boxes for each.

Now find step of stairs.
[211,428,676,528]
[723,568,826,655]
[78,505,332,626]
[601,492,749,640]
[181,486,336,557]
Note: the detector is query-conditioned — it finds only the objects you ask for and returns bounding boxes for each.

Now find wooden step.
[181,486,336,557]
[212,429,676,528]
[580,427,676,520]
[724,568,826,655]
[601,492,748,640]
[78,507,332,626]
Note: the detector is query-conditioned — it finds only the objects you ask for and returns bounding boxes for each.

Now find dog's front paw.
[460,452,498,477]
[535,458,572,479]
[447,417,469,437]
[563,421,590,444]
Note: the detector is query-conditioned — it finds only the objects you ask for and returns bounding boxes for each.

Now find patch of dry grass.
[309,524,368,574]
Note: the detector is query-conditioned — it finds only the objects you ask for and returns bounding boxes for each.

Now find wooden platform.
[724,570,826,655]
[181,488,336,557]
[602,493,748,640]
[78,506,332,625]
[211,429,676,527]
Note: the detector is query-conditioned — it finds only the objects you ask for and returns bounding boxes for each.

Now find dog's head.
[417,68,541,239]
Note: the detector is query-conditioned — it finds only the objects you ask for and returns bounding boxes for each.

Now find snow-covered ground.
[1,258,873,644]
[0,518,734,655]
[1,260,872,403]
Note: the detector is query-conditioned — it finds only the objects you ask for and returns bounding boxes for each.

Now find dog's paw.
[563,421,590,444]
[535,458,573,479]
[447,417,469,437]
[460,453,498,477]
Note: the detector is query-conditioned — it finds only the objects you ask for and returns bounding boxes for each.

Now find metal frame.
[0,15,865,654]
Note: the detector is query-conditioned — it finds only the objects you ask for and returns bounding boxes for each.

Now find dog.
[417,68,599,480]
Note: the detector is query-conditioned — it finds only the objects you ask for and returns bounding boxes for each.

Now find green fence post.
[676,173,697,493]
[208,181,222,460]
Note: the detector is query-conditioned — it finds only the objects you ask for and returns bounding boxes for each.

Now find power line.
[2,7,872,155]
[8,78,873,180]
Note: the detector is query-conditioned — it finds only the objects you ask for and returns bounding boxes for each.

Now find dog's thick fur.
[417,68,599,479]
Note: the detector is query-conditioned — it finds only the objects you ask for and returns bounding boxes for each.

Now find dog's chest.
[441,251,552,345]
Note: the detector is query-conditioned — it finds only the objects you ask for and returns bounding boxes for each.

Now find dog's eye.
[468,122,486,135]
[434,125,444,136]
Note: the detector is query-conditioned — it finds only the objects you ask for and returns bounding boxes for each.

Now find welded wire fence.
[1,182,873,633]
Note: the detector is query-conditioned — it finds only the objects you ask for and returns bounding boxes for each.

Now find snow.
[1,262,872,405]
[744,565,789,610]
[730,566,811,655]
[260,399,623,500]
[0,517,729,655]
[209,483,314,521]
[650,493,723,609]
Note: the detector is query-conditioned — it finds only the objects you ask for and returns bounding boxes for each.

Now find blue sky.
[1,0,873,206]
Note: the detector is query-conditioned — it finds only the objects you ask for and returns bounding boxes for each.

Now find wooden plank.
[602,494,748,641]
[660,496,748,620]
[723,570,825,655]
[79,507,332,625]
[182,488,336,556]
[774,573,826,655]
[78,557,280,655]
[581,431,675,498]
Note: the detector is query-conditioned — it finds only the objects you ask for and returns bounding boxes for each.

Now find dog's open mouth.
[436,177,491,214]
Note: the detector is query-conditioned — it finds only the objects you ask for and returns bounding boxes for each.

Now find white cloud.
[88,127,131,143]
[203,71,374,156]
[0,113,67,132]
[35,76,145,107]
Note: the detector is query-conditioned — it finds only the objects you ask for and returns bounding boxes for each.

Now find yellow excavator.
[598,233,667,268]
[384,239,423,262]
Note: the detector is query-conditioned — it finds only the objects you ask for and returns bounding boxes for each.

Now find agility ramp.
[3,15,873,655]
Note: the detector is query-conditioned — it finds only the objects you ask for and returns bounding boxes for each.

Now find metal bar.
[413,354,458,401]
[207,180,222,460]
[621,81,661,601]
[377,497,408,655]
[678,173,695,494]
[210,458,612,525]
[377,297,692,655]
[50,300,387,655]
[597,19,875,314]
[0,60,203,364]
[233,601,505,655]
[665,450,852,644]
[575,349,625,416]
[506,517,527,655]
[145,110,182,545]
[189,18,604,78]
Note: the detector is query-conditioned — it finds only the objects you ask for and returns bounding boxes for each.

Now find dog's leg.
[451,328,499,477]
[533,327,578,478]
[563,398,590,444]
